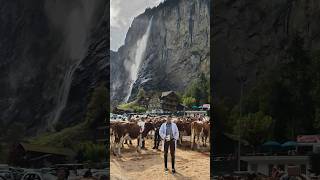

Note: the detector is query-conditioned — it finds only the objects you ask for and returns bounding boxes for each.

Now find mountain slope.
[111,0,210,104]
[0,0,108,138]
[213,0,320,102]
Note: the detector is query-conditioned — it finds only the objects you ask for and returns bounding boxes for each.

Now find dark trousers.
[164,139,175,169]
[153,128,160,148]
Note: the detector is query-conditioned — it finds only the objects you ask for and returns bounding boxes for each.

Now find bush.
[85,84,107,127]
[76,142,106,162]
[183,73,210,105]
[118,102,146,113]
[182,96,196,108]
[233,111,273,147]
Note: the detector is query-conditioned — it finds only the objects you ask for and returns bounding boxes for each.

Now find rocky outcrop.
[213,0,320,102]
[59,3,108,128]
[111,0,210,105]
[0,0,108,136]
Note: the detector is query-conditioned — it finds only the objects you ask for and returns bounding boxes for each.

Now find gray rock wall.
[111,0,210,104]
[0,0,108,136]
[213,0,320,102]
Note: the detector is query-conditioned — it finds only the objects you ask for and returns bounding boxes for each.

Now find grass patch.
[29,122,92,148]
[118,101,146,113]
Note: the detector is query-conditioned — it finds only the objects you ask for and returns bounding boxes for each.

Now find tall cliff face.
[0,0,107,136]
[111,0,210,105]
[213,0,320,102]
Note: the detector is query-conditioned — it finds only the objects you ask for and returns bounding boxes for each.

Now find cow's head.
[142,122,154,137]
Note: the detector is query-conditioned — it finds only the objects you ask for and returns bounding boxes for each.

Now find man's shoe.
[164,168,168,175]
[152,147,156,149]
[172,169,176,174]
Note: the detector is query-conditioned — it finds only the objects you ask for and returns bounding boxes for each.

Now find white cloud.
[110,0,163,51]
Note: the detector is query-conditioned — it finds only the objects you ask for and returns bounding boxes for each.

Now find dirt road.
[110,138,210,180]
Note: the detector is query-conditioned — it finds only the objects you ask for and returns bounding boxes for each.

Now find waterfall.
[124,17,153,103]
[46,0,98,131]
[50,60,81,128]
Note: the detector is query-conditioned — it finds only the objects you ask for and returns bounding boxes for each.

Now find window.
[297,145,313,154]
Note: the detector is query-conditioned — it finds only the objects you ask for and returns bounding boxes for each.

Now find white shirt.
[159,122,179,150]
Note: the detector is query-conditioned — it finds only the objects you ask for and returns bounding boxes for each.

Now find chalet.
[240,155,310,176]
[9,143,75,168]
[148,96,162,112]
[160,91,179,112]
[112,107,133,114]
[240,135,320,176]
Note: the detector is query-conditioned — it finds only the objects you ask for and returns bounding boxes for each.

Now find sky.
[110,0,164,51]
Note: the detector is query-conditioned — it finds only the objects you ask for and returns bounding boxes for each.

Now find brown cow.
[112,121,154,156]
[202,121,210,147]
[175,119,191,145]
[191,120,205,150]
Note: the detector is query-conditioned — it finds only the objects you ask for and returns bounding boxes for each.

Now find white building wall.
[259,164,269,176]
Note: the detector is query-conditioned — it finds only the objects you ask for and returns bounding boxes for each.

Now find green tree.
[182,96,196,108]
[184,73,210,105]
[133,106,146,113]
[77,142,106,162]
[85,83,107,128]
[136,88,146,100]
[233,111,273,148]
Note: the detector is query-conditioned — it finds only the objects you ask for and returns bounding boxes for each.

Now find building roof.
[20,143,75,157]
[224,133,250,146]
[240,155,309,163]
[161,91,176,98]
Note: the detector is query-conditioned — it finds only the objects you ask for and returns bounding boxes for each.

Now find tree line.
[216,33,320,147]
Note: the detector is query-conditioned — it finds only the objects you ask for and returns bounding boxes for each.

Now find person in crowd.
[159,115,179,174]
[57,168,66,180]
[152,119,161,150]
[137,117,146,149]
[64,168,70,179]
[83,168,93,178]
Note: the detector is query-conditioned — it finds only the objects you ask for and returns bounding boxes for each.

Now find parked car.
[21,172,56,180]
[92,170,108,180]
[0,170,14,180]
[9,167,24,180]
[0,165,9,170]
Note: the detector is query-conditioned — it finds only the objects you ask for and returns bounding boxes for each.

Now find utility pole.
[238,81,243,171]
[237,74,246,172]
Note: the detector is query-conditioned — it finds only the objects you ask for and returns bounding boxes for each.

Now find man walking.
[152,121,161,149]
[152,118,163,149]
[138,117,146,149]
[159,116,179,174]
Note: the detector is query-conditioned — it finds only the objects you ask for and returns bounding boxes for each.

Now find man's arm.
[159,124,165,139]
[173,124,179,140]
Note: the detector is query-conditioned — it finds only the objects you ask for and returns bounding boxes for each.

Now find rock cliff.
[111,0,210,105]
[0,0,108,137]
[213,0,320,102]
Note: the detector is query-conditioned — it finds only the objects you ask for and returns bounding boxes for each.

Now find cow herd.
[110,115,210,156]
